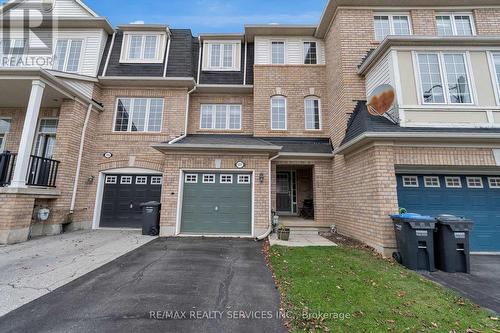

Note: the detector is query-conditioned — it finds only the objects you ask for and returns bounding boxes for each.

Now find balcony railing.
[0,152,16,187]
[27,155,60,188]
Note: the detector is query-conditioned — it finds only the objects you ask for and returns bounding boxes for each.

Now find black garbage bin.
[140,201,161,236]
[391,213,437,272]
[435,215,474,273]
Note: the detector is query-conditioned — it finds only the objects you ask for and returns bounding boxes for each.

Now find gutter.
[70,103,94,213]
[256,154,280,241]
[155,143,282,152]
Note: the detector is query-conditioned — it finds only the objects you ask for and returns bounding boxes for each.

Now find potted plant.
[277,223,290,241]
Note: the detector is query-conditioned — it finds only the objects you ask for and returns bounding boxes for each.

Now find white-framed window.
[120,33,166,63]
[200,104,241,130]
[0,118,12,153]
[53,39,83,72]
[0,39,26,67]
[120,176,133,185]
[466,177,483,188]
[271,41,285,65]
[237,175,251,184]
[424,176,440,188]
[105,175,117,184]
[445,177,462,188]
[491,53,500,103]
[136,176,148,185]
[416,52,474,105]
[436,13,475,36]
[220,174,233,184]
[151,176,163,185]
[185,174,198,184]
[304,97,321,130]
[203,174,216,184]
[402,176,419,187]
[203,41,241,71]
[488,177,500,188]
[114,98,164,132]
[303,42,317,64]
[271,96,287,130]
[33,118,58,159]
[373,14,411,41]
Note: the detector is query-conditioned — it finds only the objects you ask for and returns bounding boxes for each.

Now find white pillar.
[10,80,45,188]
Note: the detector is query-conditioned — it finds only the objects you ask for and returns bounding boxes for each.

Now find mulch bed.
[320,232,385,259]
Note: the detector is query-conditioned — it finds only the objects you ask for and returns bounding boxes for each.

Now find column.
[10,80,45,188]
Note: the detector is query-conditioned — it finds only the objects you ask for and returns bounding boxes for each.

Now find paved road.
[423,255,500,314]
[0,238,286,333]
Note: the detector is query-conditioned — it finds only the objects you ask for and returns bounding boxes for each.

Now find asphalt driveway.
[0,238,286,333]
[422,255,500,314]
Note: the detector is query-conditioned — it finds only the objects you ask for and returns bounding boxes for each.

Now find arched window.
[304,96,321,130]
[271,96,287,130]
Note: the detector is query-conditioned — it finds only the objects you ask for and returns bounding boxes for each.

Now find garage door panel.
[397,174,500,252]
[181,172,252,235]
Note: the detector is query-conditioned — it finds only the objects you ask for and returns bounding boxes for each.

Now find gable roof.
[1,0,99,18]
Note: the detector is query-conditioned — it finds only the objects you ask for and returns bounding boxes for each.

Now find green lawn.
[269,245,499,333]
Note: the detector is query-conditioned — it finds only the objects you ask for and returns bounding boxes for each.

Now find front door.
[276,172,292,213]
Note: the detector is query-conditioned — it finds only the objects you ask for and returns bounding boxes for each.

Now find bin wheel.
[150,227,158,236]
[392,252,402,264]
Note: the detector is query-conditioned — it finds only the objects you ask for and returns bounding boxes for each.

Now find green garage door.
[181,171,252,235]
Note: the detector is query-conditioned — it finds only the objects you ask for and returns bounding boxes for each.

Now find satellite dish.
[367,84,396,116]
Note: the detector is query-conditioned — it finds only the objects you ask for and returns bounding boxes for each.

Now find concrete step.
[287,227,329,235]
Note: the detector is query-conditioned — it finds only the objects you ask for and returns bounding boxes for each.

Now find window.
[120,176,132,185]
[105,175,117,184]
[114,98,163,132]
[151,176,163,185]
[303,42,317,64]
[488,177,500,188]
[374,15,411,41]
[402,176,418,187]
[271,96,287,130]
[220,174,233,184]
[34,118,58,159]
[436,14,474,36]
[203,174,215,184]
[204,41,240,71]
[200,104,241,130]
[304,97,321,130]
[271,41,285,64]
[492,53,500,100]
[445,177,462,188]
[417,52,473,104]
[424,176,440,188]
[53,39,83,72]
[136,176,148,185]
[466,177,483,188]
[0,118,11,153]
[0,39,26,66]
[185,174,198,183]
[238,175,251,184]
[121,33,165,63]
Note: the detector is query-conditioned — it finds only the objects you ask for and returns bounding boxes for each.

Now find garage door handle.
[214,206,219,212]
[130,202,134,209]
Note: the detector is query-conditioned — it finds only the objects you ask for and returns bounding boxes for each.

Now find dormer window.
[203,41,241,71]
[374,14,411,41]
[120,32,166,63]
[436,13,475,36]
[53,39,83,72]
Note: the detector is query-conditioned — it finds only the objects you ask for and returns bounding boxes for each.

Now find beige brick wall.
[253,65,329,138]
[187,93,254,135]
[159,153,271,236]
[0,194,35,231]
[411,9,438,36]
[394,146,497,166]
[473,8,500,35]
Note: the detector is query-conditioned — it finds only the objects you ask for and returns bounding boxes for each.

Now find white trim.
[373,13,412,41]
[488,51,500,106]
[202,40,241,71]
[151,176,163,185]
[203,174,216,184]
[302,40,319,65]
[102,32,116,77]
[119,32,167,64]
[435,12,476,37]
[120,176,133,184]
[466,176,484,188]
[53,38,86,74]
[199,104,242,130]
[304,96,322,130]
[402,175,419,187]
[184,174,198,183]
[238,174,251,184]
[135,176,148,185]
[163,36,172,77]
[488,177,500,188]
[424,176,440,188]
[445,176,462,188]
[270,39,286,65]
[243,41,248,85]
[271,95,287,130]
[220,174,233,184]
[113,97,164,133]
[105,175,117,184]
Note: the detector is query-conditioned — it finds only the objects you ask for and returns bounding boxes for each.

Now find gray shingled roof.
[341,101,500,147]
[172,134,276,147]
[262,137,333,154]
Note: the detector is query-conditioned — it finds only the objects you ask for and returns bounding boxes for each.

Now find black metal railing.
[0,151,16,187]
[26,155,60,188]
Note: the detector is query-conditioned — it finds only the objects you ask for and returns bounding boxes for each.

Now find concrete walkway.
[0,230,155,317]
[269,232,337,247]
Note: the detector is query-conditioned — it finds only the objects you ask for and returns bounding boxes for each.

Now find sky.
[83,0,328,34]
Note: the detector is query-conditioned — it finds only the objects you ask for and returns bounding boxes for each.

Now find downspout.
[163,31,172,77]
[256,154,280,241]
[70,103,93,213]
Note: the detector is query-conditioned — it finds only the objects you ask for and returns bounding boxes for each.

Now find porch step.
[288,227,329,235]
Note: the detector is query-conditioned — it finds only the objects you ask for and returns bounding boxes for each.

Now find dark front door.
[276,172,291,213]
[100,174,162,228]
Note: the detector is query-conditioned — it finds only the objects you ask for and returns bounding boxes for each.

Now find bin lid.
[436,214,474,230]
[390,213,435,221]
[140,201,161,207]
